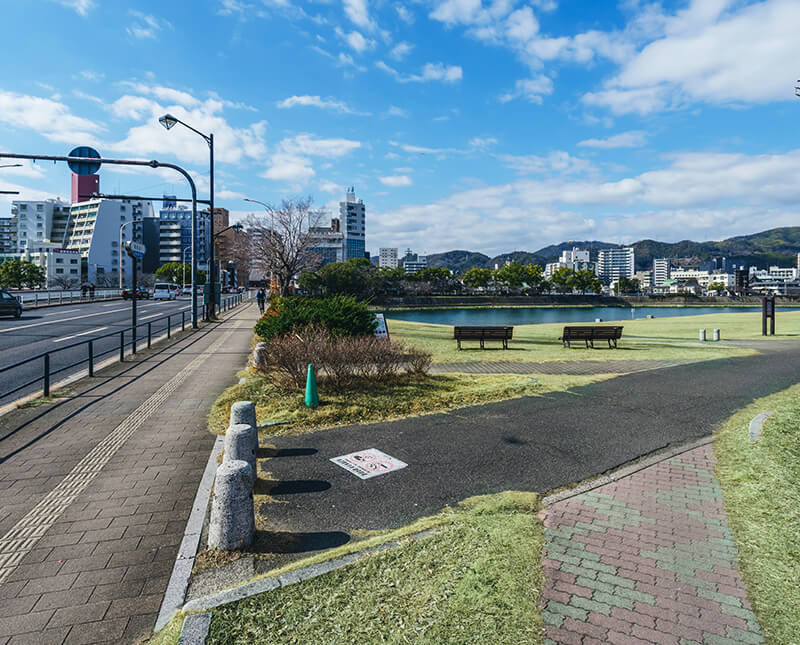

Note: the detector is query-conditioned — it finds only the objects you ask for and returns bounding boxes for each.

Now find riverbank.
[375,294,800,311]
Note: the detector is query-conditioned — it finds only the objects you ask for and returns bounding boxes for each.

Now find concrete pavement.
[0,301,259,644]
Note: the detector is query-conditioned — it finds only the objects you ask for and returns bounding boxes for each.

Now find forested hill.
[425,228,800,273]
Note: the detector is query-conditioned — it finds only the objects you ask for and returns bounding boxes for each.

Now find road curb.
[542,434,715,506]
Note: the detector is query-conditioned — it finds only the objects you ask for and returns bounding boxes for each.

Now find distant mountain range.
[426,228,800,273]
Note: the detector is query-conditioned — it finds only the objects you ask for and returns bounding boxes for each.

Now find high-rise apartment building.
[596,247,635,283]
[653,258,671,287]
[0,217,17,254]
[379,247,398,268]
[141,201,210,274]
[11,199,70,253]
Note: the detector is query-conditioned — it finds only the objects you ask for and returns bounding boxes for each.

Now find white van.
[153,283,177,300]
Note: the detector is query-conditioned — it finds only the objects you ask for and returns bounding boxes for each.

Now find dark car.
[121,287,151,300]
[0,290,22,318]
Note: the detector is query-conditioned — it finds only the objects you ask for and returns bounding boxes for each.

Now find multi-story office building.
[546,247,592,277]
[19,242,81,287]
[308,218,344,265]
[141,200,210,274]
[0,217,17,254]
[400,249,427,274]
[340,187,365,261]
[652,258,671,287]
[379,247,398,268]
[596,247,635,283]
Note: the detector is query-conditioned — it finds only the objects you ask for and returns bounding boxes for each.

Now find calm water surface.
[386,306,793,326]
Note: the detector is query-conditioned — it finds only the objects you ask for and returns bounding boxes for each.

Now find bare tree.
[50,275,78,290]
[217,228,252,287]
[246,197,325,296]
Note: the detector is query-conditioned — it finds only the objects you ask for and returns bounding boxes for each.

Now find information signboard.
[373,313,389,339]
[330,448,407,480]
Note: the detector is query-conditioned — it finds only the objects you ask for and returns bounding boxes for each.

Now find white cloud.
[52,0,94,16]
[498,151,594,175]
[343,0,373,30]
[584,0,800,115]
[262,134,361,184]
[469,137,498,149]
[396,5,414,24]
[389,41,413,61]
[377,61,462,83]
[336,27,375,53]
[499,75,553,104]
[506,7,539,42]
[118,82,200,108]
[337,52,367,72]
[386,106,409,118]
[277,95,360,114]
[0,90,103,145]
[379,175,413,187]
[578,131,648,149]
[78,70,104,82]
[126,10,172,40]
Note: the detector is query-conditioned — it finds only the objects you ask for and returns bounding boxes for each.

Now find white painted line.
[139,313,164,321]
[0,307,129,333]
[52,326,109,343]
[44,309,81,316]
[102,303,119,307]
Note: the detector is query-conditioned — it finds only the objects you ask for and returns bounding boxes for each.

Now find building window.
[56,258,63,264]
[70,258,77,264]
[70,269,78,274]
[36,204,43,212]
[55,268,64,274]
[20,204,26,211]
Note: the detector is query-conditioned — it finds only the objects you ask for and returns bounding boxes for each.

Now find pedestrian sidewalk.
[539,444,763,645]
[0,302,259,645]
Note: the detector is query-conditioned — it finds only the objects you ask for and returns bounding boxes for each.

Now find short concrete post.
[713,328,720,341]
[224,423,257,479]
[699,329,706,341]
[230,400,257,429]
[208,460,255,551]
[252,342,268,371]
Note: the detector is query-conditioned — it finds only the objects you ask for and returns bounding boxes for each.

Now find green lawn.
[203,492,544,645]
[208,371,613,436]
[387,310,800,364]
[714,384,800,645]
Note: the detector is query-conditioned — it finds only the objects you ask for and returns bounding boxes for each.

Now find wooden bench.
[560,326,623,348]
[453,326,513,350]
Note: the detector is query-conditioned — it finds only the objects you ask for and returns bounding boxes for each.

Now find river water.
[385,306,794,326]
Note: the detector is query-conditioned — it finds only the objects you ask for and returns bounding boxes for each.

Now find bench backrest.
[453,326,514,340]
[562,325,623,340]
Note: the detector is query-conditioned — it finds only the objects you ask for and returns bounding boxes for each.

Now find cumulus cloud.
[262,134,361,184]
[126,10,172,40]
[0,90,104,145]
[499,75,553,104]
[277,95,360,114]
[377,61,462,83]
[379,175,412,187]
[578,131,648,149]
[52,0,94,15]
[389,41,414,60]
[336,27,375,53]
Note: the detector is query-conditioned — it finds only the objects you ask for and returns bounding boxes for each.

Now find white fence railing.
[8,289,120,307]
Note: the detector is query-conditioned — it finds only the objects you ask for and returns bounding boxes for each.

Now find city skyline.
[1,0,799,256]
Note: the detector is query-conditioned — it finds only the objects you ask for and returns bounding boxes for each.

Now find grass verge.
[208,371,613,436]
[386,310,800,364]
[203,491,544,645]
[714,384,800,645]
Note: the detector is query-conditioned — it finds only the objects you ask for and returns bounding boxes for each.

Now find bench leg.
[480,338,484,349]
[457,339,461,350]
[585,339,590,348]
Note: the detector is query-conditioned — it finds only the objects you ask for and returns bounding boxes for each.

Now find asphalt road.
[261,343,800,544]
[0,296,196,405]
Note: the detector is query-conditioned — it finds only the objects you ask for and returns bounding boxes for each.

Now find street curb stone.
[178,611,211,645]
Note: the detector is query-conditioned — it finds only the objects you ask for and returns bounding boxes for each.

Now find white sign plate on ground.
[330,448,407,479]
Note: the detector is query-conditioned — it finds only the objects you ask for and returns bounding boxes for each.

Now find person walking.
[89,283,95,299]
[256,288,266,315]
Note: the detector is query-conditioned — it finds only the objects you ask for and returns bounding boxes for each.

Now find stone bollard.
[208,460,255,551]
[252,342,268,371]
[713,328,720,341]
[224,423,257,481]
[230,400,257,429]
[699,329,706,342]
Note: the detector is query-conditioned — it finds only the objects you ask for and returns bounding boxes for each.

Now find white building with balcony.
[596,247,635,283]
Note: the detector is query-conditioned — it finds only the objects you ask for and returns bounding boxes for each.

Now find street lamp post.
[243,198,274,289]
[158,114,215,320]
[182,246,191,290]
[119,220,135,289]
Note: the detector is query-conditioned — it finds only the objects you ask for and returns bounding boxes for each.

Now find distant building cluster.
[308,187,366,265]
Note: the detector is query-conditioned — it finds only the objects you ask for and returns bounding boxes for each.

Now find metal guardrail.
[9,289,120,307]
[0,292,249,402]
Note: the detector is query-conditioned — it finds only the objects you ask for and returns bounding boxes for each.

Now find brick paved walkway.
[430,359,691,375]
[0,303,258,645]
[539,444,763,644]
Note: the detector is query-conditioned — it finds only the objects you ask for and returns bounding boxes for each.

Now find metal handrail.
[0,292,249,401]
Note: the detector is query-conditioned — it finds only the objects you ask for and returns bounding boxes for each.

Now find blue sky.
[1,0,800,257]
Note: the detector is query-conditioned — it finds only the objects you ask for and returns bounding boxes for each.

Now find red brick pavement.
[539,445,763,644]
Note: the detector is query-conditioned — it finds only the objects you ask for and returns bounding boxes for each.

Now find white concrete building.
[340,187,366,261]
[750,266,798,281]
[652,258,671,287]
[379,247,398,269]
[559,247,590,266]
[596,247,635,283]
[63,198,153,285]
[11,199,70,253]
[671,269,735,288]
[20,243,81,287]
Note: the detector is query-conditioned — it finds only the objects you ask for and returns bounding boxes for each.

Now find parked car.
[121,287,151,300]
[0,290,23,318]
[182,284,192,295]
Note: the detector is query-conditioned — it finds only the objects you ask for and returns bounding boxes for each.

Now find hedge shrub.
[254,295,376,341]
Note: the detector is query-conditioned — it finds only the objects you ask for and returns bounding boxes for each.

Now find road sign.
[124,241,146,259]
[330,448,407,480]
[67,146,101,176]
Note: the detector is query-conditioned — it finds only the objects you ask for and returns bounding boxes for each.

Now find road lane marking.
[0,307,130,333]
[44,309,81,316]
[0,319,241,585]
[52,327,109,343]
[139,313,164,321]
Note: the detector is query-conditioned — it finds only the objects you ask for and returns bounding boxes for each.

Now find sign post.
[762,295,775,336]
[125,241,146,352]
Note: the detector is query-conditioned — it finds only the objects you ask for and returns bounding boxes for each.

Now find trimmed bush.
[254,295,376,341]
[252,325,432,389]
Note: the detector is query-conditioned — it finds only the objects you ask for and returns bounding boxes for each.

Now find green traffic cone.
[305,363,319,408]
